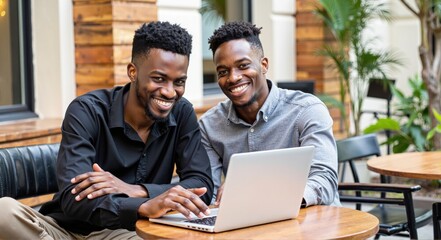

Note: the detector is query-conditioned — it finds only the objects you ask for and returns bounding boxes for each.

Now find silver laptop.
[149,146,314,233]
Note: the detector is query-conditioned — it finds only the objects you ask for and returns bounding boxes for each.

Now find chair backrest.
[336,134,380,183]
[277,80,315,94]
[434,202,441,239]
[367,78,395,101]
[336,134,381,163]
[0,143,60,199]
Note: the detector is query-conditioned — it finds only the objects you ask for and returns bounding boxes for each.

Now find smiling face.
[128,48,189,122]
[214,39,269,110]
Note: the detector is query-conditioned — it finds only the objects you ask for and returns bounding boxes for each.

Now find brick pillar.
[295,0,347,138]
[73,0,157,96]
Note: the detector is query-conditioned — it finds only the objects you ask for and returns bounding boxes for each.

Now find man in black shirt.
[0,21,213,239]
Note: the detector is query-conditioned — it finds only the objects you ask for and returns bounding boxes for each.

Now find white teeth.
[154,99,173,107]
[231,85,247,93]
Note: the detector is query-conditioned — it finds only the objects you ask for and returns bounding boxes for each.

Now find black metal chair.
[277,80,315,95]
[337,134,432,239]
[433,202,441,239]
[0,143,60,200]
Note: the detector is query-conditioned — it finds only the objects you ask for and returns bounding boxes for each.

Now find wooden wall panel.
[76,64,115,85]
[115,64,129,85]
[75,24,114,45]
[296,0,319,11]
[76,84,114,96]
[112,2,157,22]
[296,11,322,25]
[73,4,113,22]
[296,26,324,40]
[113,22,143,45]
[296,41,324,54]
[75,46,115,64]
[296,55,325,68]
[73,0,157,96]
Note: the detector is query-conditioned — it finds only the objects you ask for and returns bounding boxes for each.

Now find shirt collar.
[109,82,177,130]
[227,79,279,124]
[109,83,129,129]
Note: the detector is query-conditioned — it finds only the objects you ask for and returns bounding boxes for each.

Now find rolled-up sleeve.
[298,103,340,206]
[199,119,223,203]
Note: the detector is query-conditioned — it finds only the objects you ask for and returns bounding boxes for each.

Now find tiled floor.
[341,203,434,239]
[369,224,433,240]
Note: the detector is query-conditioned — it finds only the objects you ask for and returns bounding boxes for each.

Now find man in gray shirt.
[199,21,340,207]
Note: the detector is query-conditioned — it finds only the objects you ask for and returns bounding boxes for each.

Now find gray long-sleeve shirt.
[198,80,340,207]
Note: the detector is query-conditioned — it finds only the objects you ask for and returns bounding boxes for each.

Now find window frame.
[0,0,37,122]
[202,0,252,96]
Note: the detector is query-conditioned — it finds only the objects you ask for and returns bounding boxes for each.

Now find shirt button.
[264,116,268,121]
[143,153,146,157]
[250,128,254,133]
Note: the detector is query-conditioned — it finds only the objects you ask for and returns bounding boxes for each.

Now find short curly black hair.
[208,21,263,56]
[131,21,192,63]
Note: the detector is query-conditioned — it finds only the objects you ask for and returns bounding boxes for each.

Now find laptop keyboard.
[185,216,217,226]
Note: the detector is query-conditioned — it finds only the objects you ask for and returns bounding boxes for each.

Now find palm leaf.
[364,118,401,133]
[200,0,226,22]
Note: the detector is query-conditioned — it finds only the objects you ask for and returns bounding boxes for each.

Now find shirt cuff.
[143,183,168,199]
[303,185,318,207]
[119,197,148,230]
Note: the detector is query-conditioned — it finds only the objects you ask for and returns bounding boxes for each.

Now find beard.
[134,78,168,123]
[144,103,168,123]
[234,92,258,108]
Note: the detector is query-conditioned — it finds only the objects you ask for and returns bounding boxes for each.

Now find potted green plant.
[427,108,441,141]
[364,75,432,153]
[314,0,402,136]
[399,0,441,149]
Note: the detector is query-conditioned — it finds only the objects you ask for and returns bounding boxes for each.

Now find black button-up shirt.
[39,83,213,235]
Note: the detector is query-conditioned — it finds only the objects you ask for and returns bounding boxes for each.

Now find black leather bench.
[0,143,60,206]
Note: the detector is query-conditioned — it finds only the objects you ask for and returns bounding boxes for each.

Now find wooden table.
[136,206,379,239]
[367,151,441,180]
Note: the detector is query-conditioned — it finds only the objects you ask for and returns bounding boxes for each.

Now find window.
[0,0,36,122]
[201,0,252,96]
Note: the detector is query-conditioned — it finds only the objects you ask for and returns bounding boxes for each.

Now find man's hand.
[214,184,224,206]
[139,185,210,220]
[71,163,148,201]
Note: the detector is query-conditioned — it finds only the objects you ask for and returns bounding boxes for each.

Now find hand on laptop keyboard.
[138,185,211,220]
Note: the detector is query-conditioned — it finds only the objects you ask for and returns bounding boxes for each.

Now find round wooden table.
[367,151,441,180]
[136,206,379,239]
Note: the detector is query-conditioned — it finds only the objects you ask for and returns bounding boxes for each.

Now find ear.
[127,63,137,82]
[261,57,269,75]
